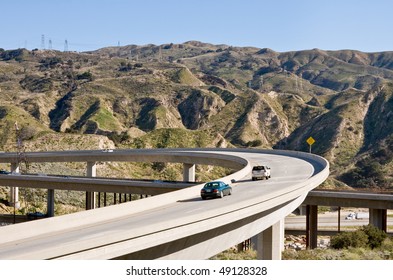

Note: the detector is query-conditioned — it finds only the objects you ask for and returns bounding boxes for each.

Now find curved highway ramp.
[0,148,329,259]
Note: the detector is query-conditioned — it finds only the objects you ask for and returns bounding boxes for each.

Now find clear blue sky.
[1,0,393,53]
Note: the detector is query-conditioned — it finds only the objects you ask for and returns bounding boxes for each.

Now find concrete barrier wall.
[0,149,247,168]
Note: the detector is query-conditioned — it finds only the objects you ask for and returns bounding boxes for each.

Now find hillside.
[1,42,393,192]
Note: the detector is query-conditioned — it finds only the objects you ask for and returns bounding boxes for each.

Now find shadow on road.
[177,197,203,203]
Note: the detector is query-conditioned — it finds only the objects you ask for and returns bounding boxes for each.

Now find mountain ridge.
[1,41,393,191]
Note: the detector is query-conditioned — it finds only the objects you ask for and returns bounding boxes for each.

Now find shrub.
[340,158,387,188]
[0,49,26,61]
[76,71,93,81]
[360,224,387,249]
[380,236,393,252]
[119,62,132,72]
[19,126,37,140]
[152,162,166,172]
[246,139,262,147]
[330,230,368,249]
[40,57,63,69]
[330,225,387,250]
[20,75,53,92]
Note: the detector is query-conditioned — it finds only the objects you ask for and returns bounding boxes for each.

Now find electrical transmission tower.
[48,39,52,50]
[64,39,69,52]
[41,34,45,50]
[158,46,163,62]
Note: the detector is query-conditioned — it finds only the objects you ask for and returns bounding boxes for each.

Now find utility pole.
[15,121,29,173]
[12,121,29,223]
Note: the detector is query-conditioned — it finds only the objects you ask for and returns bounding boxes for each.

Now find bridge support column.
[183,163,195,182]
[9,163,20,209]
[47,189,55,217]
[298,205,307,215]
[306,205,318,249]
[255,219,284,260]
[369,208,387,232]
[86,162,96,210]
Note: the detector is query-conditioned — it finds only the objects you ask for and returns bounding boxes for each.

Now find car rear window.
[205,182,220,188]
[253,166,265,170]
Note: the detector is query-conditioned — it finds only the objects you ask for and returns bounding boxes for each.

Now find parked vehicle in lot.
[201,181,232,200]
[252,165,271,180]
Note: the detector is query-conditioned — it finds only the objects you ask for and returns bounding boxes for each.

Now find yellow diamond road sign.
[306,136,315,146]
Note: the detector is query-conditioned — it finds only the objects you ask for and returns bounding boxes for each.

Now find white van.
[252,165,271,181]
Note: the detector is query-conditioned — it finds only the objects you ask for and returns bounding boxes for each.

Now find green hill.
[2,42,393,192]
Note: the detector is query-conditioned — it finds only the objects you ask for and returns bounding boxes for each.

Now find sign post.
[306,136,315,153]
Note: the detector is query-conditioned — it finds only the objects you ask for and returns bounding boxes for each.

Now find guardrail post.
[47,189,55,217]
[86,162,96,210]
[9,163,20,209]
[255,219,284,260]
[183,163,195,182]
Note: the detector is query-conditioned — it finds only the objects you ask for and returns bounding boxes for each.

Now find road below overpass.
[0,148,329,260]
[286,212,393,229]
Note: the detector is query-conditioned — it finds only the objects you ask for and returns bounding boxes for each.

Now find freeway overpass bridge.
[0,148,329,260]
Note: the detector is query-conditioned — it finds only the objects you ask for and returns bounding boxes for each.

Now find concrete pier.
[9,163,20,209]
[86,161,97,210]
[306,205,318,249]
[183,163,195,182]
[254,219,284,260]
[47,189,55,217]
